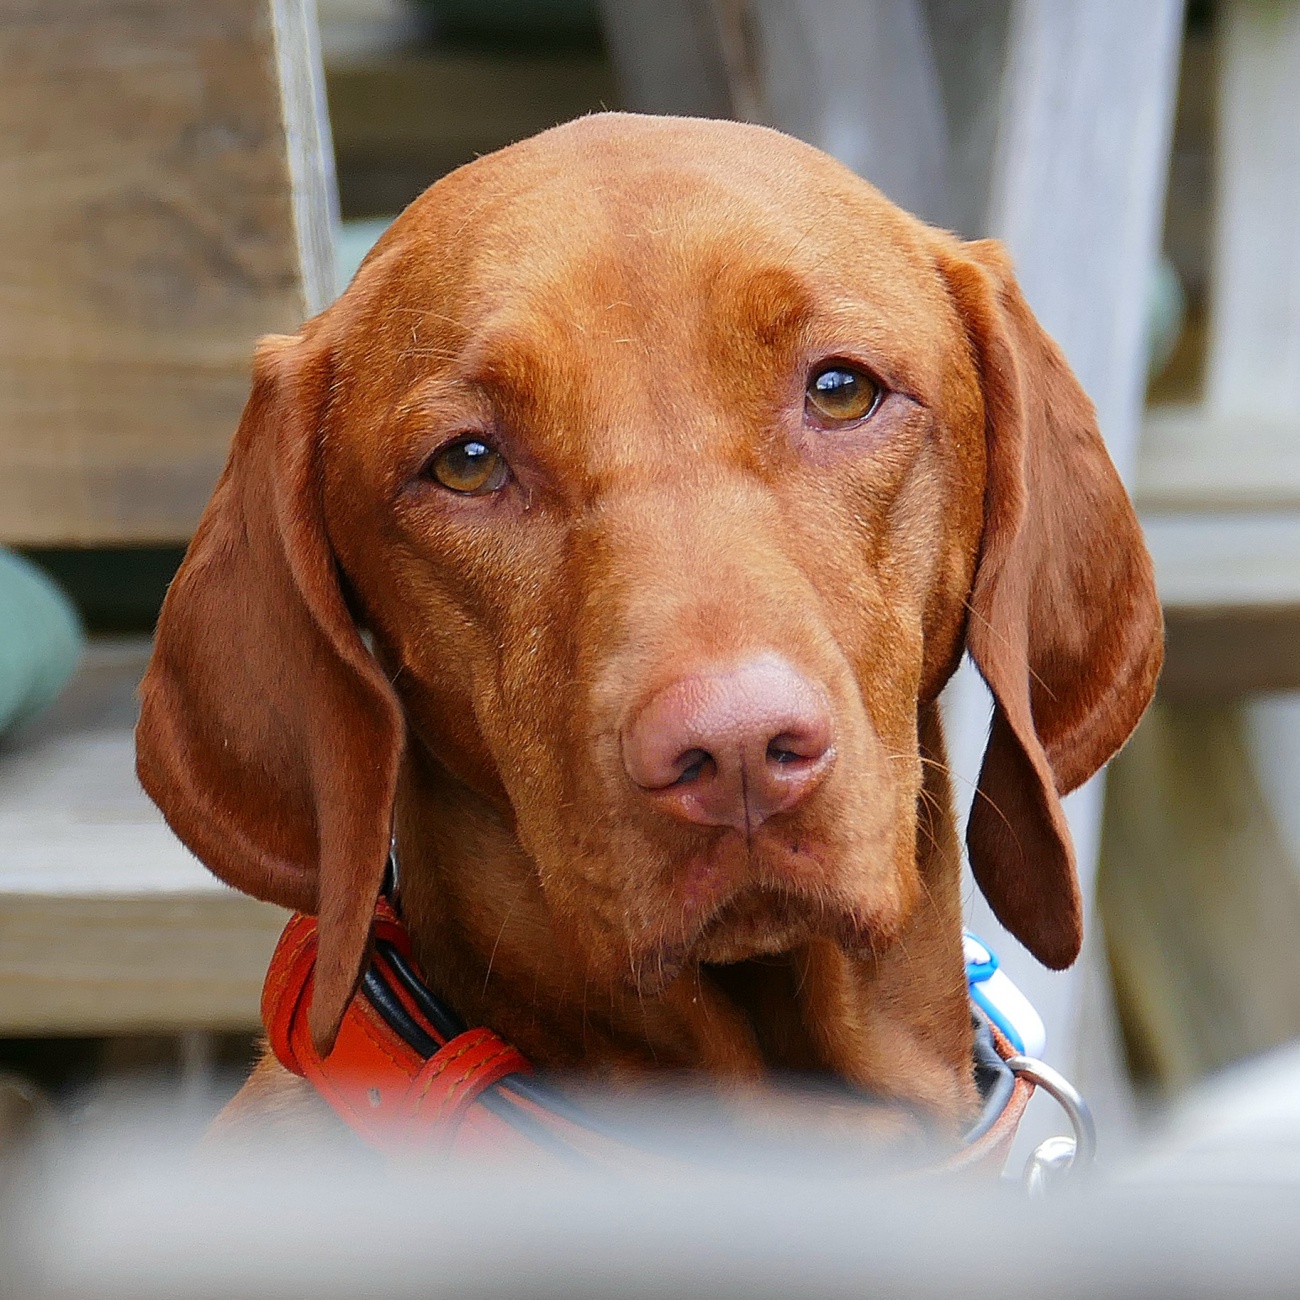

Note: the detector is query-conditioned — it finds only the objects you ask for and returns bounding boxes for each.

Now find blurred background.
[0,0,1297,1174]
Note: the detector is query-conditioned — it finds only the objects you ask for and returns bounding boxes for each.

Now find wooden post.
[0,0,337,545]
[1103,0,1300,1091]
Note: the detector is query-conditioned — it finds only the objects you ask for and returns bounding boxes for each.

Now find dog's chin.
[626,888,880,994]
[692,888,879,964]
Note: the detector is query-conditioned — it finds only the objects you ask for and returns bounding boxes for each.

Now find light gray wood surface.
[1102,701,1300,1091]
[0,642,285,1034]
[0,0,336,545]
[1104,0,1300,1094]
[1132,2,1300,625]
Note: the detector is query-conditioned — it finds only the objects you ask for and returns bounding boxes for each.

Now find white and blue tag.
[964,932,1047,1058]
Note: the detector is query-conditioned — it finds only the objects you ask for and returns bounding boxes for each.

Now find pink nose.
[622,657,834,833]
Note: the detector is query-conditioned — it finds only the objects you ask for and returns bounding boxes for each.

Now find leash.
[262,880,1093,1184]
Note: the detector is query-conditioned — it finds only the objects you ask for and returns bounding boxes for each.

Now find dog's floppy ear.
[939,238,1162,969]
[137,331,403,1053]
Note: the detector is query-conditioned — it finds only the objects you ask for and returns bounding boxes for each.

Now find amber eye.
[426,438,510,495]
[805,364,881,425]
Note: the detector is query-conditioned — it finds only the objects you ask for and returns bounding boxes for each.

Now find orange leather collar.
[264,902,532,1154]
[262,903,1033,1171]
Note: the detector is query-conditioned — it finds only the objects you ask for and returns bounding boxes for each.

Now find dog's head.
[138,115,1161,1052]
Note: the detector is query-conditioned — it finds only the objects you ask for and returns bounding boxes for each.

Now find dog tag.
[964,932,1047,1057]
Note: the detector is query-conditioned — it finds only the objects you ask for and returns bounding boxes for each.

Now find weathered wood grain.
[0,0,333,545]
[0,894,284,1035]
[1137,406,1300,514]
[1102,1,1300,1095]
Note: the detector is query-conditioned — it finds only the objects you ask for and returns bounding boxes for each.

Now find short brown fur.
[137,114,1161,1134]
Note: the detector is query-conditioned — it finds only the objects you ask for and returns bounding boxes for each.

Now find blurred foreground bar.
[9,1078,1300,1300]
[0,0,335,545]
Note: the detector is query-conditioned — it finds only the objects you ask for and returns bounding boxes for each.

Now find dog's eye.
[805,364,881,425]
[426,439,510,495]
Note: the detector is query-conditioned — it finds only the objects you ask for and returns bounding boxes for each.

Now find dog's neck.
[394,702,976,1123]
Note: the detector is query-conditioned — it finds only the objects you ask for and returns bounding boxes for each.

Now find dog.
[137,113,1161,1141]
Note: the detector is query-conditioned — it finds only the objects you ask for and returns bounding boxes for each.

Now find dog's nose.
[622,657,834,832]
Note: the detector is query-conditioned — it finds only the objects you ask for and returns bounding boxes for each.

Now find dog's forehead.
[353,115,955,355]
[329,116,971,481]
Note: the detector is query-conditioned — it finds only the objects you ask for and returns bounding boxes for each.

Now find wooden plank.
[1207,0,1300,419]
[0,894,283,1035]
[986,0,1184,481]
[1101,700,1300,1093]
[1136,405,1300,513]
[0,640,286,1034]
[1162,607,1300,699]
[1142,512,1300,610]
[0,0,335,546]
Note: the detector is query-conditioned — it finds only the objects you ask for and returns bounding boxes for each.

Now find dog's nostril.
[766,733,817,766]
[674,749,714,784]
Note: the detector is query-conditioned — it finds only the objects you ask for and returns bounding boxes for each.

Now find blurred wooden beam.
[0,0,335,546]
[1162,607,1300,699]
[1102,701,1300,1093]
[327,50,619,217]
[0,894,283,1036]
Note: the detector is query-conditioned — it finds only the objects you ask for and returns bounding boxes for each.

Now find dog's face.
[321,119,983,988]
[138,115,1162,1051]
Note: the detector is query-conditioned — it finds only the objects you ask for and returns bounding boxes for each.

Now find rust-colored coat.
[137,114,1161,1135]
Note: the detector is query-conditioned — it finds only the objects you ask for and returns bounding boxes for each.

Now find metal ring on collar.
[1005,1055,1098,1193]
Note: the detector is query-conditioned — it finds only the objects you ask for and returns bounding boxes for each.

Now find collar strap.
[263,904,1035,1170]
[264,904,531,1152]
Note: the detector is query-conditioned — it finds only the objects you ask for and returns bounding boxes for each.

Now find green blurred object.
[0,549,84,736]
[1148,252,1187,382]
[335,217,394,292]
[414,0,601,40]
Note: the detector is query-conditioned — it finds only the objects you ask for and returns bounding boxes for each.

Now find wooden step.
[0,641,285,1035]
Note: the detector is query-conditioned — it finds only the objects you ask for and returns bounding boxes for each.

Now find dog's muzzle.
[262,866,1094,1189]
